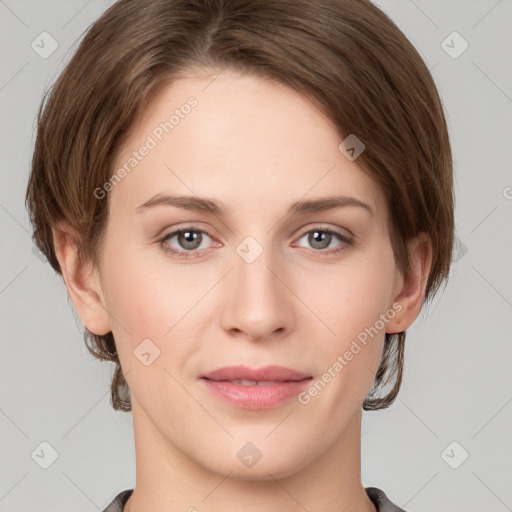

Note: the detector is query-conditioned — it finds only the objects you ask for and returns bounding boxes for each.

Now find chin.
[198,447,312,482]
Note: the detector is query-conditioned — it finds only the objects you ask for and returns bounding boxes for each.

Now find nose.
[220,245,293,342]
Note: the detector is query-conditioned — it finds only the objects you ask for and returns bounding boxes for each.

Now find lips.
[200,365,313,409]
[201,364,311,383]
[224,379,281,385]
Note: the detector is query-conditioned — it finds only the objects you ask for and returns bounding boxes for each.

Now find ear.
[386,232,433,334]
[52,221,111,336]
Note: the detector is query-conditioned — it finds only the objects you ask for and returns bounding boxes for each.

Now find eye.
[159,226,215,259]
[293,227,353,255]
[158,225,354,260]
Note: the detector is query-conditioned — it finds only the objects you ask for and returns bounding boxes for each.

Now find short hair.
[25,0,454,412]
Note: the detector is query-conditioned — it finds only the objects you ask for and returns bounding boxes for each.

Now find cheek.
[98,233,170,348]
[299,288,390,425]
[100,237,209,365]
[309,244,396,387]
[313,247,396,336]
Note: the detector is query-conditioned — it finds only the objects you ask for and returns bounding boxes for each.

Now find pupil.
[311,231,329,249]
[181,230,200,249]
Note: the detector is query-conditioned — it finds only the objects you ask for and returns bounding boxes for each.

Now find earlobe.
[52,222,111,336]
[386,233,432,334]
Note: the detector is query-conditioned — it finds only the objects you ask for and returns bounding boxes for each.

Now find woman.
[25,0,454,510]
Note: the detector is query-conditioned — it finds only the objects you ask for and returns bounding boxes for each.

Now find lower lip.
[201,378,312,409]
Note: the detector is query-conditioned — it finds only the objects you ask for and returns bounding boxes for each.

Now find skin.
[53,68,432,512]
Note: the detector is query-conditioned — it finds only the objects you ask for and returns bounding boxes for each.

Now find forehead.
[109,69,386,224]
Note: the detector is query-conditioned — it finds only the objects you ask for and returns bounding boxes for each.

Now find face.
[90,69,405,479]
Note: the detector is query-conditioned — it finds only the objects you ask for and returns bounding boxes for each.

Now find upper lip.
[201,365,311,382]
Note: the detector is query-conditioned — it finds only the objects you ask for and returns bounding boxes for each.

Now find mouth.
[199,365,313,409]
[200,364,311,382]
[204,378,297,385]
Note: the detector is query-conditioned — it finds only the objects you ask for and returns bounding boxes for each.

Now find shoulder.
[103,487,406,512]
[102,489,134,512]
[365,486,408,512]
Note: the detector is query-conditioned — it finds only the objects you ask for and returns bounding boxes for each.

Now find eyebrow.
[135,193,374,217]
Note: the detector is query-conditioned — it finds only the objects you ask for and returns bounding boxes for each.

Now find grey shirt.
[102,487,407,511]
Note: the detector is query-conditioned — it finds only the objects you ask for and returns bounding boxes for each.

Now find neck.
[124,400,376,512]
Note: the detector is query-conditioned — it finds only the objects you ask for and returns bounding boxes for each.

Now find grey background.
[1,1,511,511]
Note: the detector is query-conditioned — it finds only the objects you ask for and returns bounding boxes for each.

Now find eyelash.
[157,224,354,260]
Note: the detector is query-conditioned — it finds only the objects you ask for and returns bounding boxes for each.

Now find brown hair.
[25,0,454,412]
